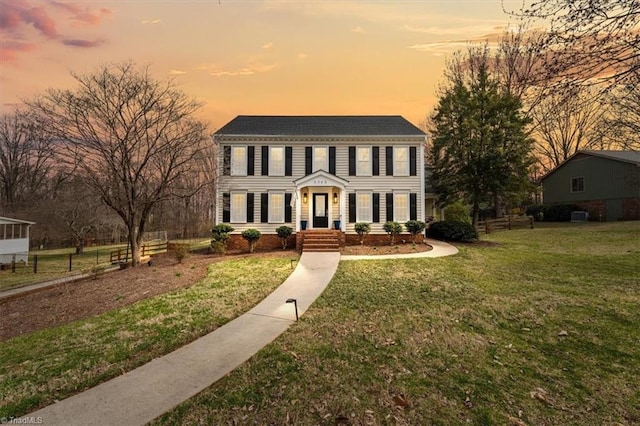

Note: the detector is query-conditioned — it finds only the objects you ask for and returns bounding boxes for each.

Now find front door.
[312,193,329,228]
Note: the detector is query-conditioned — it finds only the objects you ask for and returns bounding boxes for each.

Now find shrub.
[543,204,580,222]
[275,225,294,249]
[211,224,235,254]
[444,201,471,224]
[427,220,478,242]
[382,221,403,245]
[241,228,261,253]
[173,244,189,263]
[525,204,545,222]
[405,220,426,243]
[354,222,371,245]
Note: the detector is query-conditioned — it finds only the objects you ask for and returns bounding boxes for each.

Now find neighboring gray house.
[541,150,640,221]
[0,216,35,264]
[213,115,427,249]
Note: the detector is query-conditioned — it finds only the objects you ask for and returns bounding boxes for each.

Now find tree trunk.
[472,202,480,229]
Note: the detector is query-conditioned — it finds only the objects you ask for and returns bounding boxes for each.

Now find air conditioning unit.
[571,211,589,222]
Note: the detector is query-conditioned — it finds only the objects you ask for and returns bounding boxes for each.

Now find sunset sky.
[0,0,523,130]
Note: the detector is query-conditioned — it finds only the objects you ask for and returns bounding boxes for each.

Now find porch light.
[303,193,308,204]
[333,192,338,204]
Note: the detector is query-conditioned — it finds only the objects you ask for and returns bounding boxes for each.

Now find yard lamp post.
[286,298,298,321]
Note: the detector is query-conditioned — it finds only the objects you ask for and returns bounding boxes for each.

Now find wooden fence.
[476,215,534,234]
[109,240,168,263]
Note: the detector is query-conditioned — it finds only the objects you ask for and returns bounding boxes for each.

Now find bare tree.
[0,110,58,212]
[604,69,640,151]
[513,0,640,88]
[28,62,210,266]
[531,85,607,172]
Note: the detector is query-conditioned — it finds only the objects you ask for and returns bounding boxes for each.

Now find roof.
[0,216,35,225]
[214,115,426,137]
[541,150,640,181]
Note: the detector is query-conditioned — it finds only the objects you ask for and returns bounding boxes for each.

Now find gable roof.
[541,150,640,182]
[214,115,426,137]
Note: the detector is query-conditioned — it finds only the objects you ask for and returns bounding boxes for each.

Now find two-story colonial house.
[213,115,427,250]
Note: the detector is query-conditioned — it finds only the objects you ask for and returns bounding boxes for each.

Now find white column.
[340,189,346,231]
[295,188,301,232]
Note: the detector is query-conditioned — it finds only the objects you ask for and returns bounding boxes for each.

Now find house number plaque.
[312,178,327,185]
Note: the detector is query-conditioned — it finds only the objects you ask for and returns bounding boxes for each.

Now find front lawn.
[0,256,296,417]
[155,221,640,425]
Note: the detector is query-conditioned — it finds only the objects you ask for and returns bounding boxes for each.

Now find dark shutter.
[247,146,255,176]
[386,193,394,221]
[260,193,268,223]
[247,193,254,223]
[410,193,417,220]
[222,193,230,222]
[373,193,380,223]
[372,146,380,176]
[329,146,336,175]
[285,193,292,222]
[348,193,356,223]
[285,147,293,176]
[410,147,417,176]
[223,146,231,176]
[386,147,393,176]
[261,146,269,176]
[305,147,312,175]
[348,146,356,176]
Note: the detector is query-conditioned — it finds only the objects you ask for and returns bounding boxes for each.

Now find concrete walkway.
[26,241,457,425]
[340,238,458,260]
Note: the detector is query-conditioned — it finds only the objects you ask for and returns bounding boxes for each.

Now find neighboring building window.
[269,192,285,223]
[231,146,247,176]
[269,146,285,176]
[571,177,584,193]
[313,146,328,172]
[394,193,409,222]
[357,146,372,176]
[357,192,372,222]
[230,192,246,222]
[394,146,409,176]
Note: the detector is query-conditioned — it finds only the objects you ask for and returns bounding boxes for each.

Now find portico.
[293,170,348,232]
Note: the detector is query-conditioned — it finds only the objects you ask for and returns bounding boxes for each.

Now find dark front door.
[313,193,329,228]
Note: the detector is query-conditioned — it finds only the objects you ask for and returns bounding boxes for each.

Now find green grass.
[0,255,296,417]
[154,221,640,425]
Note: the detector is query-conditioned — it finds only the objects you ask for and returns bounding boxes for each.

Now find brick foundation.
[228,234,296,252]
[344,233,424,246]
[575,200,606,221]
[623,198,640,220]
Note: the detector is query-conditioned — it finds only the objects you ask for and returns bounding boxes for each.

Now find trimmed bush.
[525,204,580,222]
[173,244,189,263]
[427,220,478,242]
[241,228,261,253]
[525,204,545,222]
[382,221,403,245]
[275,225,294,249]
[354,222,371,245]
[444,201,471,224]
[405,220,426,243]
[211,224,235,254]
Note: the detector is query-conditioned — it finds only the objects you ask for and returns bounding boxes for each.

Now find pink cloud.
[62,38,105,48]
[0,1,57,38]
[0,40,37,63]
[50,1,111,26]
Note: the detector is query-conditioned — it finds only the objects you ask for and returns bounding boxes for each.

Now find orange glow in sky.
[0,0,519,129]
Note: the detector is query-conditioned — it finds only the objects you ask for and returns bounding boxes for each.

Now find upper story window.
[356,192,372,222]
[269,146,285,176]
[231,146,247,176]
[230,192,247,222]
[357,146,372,176]
[313,146,328,172]
[394,146,409,176]
[571,177,584,193]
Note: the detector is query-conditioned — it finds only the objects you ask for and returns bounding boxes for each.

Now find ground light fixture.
[286,298,298,321]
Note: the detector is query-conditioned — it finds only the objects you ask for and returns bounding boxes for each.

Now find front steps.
[301,230,341,252]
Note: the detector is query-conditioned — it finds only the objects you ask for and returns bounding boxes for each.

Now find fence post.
[34,255,38,274]
[530,216,534,229]
[508,215,512,230]
[96,250,99,265]
[69,253,73,271]
[486,220,490,234]
[11,254,16,273]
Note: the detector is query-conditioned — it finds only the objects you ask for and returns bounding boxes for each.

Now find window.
[269,147,285,176]
[230,192,246,222]
[394,146,409,176]
[571,177,584,193]
[313,146,328,172]
[231,146,247,176]
[356,192,372,222]
[269,192,285,223]
[357,146,372,176]
[394,193,409,222]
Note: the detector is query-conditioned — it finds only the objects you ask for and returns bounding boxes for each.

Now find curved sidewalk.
[27,241,457,425]
[340,238,458,260]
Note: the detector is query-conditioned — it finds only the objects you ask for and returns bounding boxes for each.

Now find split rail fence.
[476,215,534,234]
